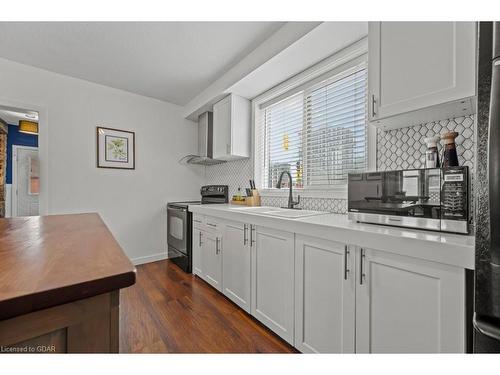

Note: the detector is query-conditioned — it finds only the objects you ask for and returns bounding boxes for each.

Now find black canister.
[441,131,459,167]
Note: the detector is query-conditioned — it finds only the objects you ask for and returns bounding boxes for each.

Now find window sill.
[259,187,347,200]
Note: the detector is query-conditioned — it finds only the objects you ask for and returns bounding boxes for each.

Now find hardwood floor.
[119,260,297,353]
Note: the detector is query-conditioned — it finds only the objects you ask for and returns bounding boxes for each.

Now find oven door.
[167,205,188,254]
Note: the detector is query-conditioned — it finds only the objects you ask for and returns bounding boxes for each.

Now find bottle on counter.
[424,135,441,168]
[441,131,459,167]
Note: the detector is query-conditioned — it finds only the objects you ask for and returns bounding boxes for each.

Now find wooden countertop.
[0,213,136,320]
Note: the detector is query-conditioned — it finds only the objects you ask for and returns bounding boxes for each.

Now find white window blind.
[259,66,368,189]
[304,68,367,185]
[262,92,304,189]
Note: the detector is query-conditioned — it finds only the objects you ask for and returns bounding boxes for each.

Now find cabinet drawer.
[193,214,205,227]
[205,216,220,230]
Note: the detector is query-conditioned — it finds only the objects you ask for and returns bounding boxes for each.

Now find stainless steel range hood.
[179,112,226,166]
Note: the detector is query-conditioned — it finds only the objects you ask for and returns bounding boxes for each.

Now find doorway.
[0,104,40,218]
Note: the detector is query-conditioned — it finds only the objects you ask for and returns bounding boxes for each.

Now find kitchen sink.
[261,209,326,218]
[227,205,326,218]
[228,206,280,213]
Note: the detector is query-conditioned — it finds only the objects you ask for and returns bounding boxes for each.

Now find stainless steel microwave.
[347,167,469,234]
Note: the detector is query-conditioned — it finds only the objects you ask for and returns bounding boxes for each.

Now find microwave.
[347,167,469,234]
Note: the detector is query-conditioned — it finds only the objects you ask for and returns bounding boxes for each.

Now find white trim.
[0,97,48,215]
[253,38,372,198]
[131,251,168,266]
[12,145,39,217]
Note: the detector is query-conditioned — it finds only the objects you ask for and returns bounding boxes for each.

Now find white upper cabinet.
[212,94,251,160]
[368,22,476,130]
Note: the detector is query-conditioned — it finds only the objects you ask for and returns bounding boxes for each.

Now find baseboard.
[131,252,168,266]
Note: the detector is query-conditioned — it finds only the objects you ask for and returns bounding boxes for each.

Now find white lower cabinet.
[222,221,251,313]
[355,247,466,353]
[200,230,223,292]
[251,225,295,344]
[294,235,355,353]
[191,215,466,353]
[192,227,203,277]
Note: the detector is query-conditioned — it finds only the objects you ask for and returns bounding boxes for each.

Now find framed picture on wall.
[96,126,135,169]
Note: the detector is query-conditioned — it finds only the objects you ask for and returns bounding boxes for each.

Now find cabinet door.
[201,231,222,291]
[222,222,251,313]
[369,22,476,121]
[212,95,231,159]
[294,236,355,353]
[251,226,295,344]
[355,247,466,353]
[192,228,203,277]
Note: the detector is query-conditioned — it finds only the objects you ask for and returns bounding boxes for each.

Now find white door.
[294,235,355,353]
[368,22,476,121]
[12,146,39,217]
[355,247,466,353]
[251,225,295,344]
[201,231,223,291]
[192,227,204,277]
[222,221,251,313]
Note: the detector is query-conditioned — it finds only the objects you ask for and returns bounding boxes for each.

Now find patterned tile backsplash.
[260,196,348,214]
[204,158,254,198]
[377,115,475,172]
[204,114,476,215]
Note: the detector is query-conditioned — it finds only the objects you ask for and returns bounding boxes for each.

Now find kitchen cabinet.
[192,227,203,277]
[251,225,295,344]
[200,230,222,291]
[355,247,466,353]
[190,212,467,353]
[192,218,223,292]
[294,235,355,353]
[212,94,251,160]
[368,22,476,130]
[221,221,251,313]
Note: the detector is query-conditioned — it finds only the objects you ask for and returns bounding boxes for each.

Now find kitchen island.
[0,213,136,353]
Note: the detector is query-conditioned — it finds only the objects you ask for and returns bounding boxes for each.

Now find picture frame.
[96,126,135,169]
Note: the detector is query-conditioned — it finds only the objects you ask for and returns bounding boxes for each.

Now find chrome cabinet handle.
[199,231,203,247]
[344,245,350,280]
[250,225,256,247]
[360,248,366,285]
[216,237,220,255]
[371,94,377,118]
[243,224,248,245]
[194,219,202,223]
[207,223,217,227]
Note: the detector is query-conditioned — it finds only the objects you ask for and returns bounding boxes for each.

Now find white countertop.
[189,204,475,270]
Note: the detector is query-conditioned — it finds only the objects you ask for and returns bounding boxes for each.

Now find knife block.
[246,190,261,206]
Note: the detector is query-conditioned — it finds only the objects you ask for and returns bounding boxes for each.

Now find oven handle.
[167,206,187,212]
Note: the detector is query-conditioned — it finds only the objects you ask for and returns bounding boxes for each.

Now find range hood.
[179,112,226,166]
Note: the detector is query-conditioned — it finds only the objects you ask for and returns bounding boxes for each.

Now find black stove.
[166,185,228,273]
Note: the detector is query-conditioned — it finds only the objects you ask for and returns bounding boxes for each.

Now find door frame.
[12,145,39,217]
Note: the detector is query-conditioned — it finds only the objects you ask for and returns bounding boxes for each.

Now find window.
[258,64,368,190]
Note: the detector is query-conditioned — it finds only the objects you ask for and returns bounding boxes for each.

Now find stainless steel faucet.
[276,171,300,209]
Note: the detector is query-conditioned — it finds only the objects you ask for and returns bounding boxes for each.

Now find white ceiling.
[0,22,284,105]
[0,106,39,125]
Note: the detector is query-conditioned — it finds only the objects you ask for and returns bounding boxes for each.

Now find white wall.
[0,57,204,264]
